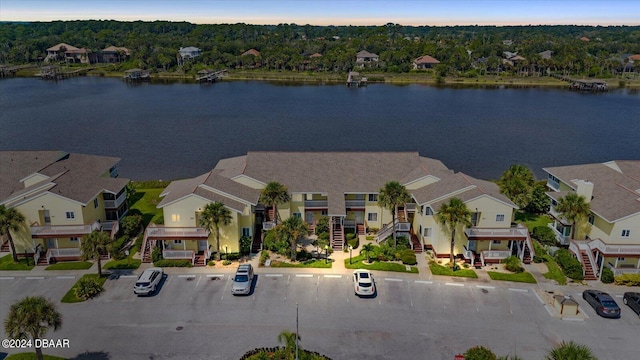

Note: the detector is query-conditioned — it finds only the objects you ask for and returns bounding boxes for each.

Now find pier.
[347,71,367,87]
[124,68,151,82]
[0,65,20,78]
[551,74,608,92]
[36,65,85,80]
[196,69,228,83]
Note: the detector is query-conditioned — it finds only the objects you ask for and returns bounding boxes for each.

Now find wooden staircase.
[580,250,598,280]
[194,253,207,266]
[331,220,344,250]
[356,224,365,236]
[251,225,263,253]
[522,243,532,264]
[410,233,423,253]
[0,240,10,253]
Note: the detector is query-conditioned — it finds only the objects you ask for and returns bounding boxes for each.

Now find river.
[1,77,638,181]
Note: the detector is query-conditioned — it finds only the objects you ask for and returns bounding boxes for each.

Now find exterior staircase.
[356,224,365,236]
[522,243,532,264]
[580,250,598,280]
[36,251,48,266]
[410,233,423,253]
[251,225,263,253]
[1,239,10,252]
[331,219,344,250]
[194,253,207,266]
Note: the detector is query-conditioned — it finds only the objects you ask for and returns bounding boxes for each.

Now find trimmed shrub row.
[554,249,584,280]
[614,273,640,286]
[154,259,193,267]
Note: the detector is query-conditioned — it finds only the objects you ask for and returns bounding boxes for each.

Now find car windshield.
[359,282,372,287]
[234,275,249,282]
[358,272,370,279]
[136,282,150,287]
[602,300,617,307]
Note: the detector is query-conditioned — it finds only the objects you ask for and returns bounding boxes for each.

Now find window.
[65,211,75,220]
[94,198,99,208]
[588,214,595,225]
[368,194,378,202]
[617,257,625,261]
[496,214,505,222]
[492,240,502,245]
[70,237,79,242]
[242,227,251,237]
[367,213,378,222]
[171,214,180,222]
[424,207,434,215]
[423,228,432,237]
[621,229,630,237]
[293,212,301,219]
[174,240,182,244]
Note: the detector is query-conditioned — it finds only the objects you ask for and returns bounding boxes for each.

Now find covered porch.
[588,238,640,279]
[141,225,211,266]
[463,224,533,267]
[30,220,106,265]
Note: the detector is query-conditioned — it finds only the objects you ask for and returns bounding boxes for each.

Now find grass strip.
[0,254,35,270]
[488,271,537,283]
[5,353,67,360]
[429,262,478,278]
[345,254,419,273]
[541,254,567,285]
[103,258,142,270]
[45,261,93,270]
[269,260,331,268]
[61,274,108,303]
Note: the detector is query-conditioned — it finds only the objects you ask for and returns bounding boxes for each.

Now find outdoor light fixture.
[324,245,329,264]
[348,245,353,264]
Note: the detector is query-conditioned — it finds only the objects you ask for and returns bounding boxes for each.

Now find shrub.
[315,216,329,235]
[224,252,241,261]
[207,260,216,266]
[614,273,640,286]
[464,346,497,360]
[347,237,359,249]
[120,214,143,237]
[262,229,289,255]
[222,259,232,265]
[401,253,417,265]
[239,235,252,255]
[504,256,524,273]
[554,249,584,280]
[532,226,556,246]
[260,250,270,265]
[154,259,193,267]
[346,232,356,241]
[151,246,163,262]
[532,255,546,263]
[75,277,104,299]
[365,235,374,241]
[109,235,130,260]
[296,249,312,261]
[601,267,614,284]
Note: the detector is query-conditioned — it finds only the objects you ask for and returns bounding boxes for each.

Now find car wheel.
[623,298,628,305]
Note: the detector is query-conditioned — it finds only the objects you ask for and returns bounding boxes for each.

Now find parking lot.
[1,271,638,360]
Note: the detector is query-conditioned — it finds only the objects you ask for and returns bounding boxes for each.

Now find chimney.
[574,180,594,203]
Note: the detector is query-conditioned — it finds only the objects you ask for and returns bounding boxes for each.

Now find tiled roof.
[414,55,440,64]
[356,50,378,58]
[46,43,79,52]
[543,160,640,222]
[242,49,260,57]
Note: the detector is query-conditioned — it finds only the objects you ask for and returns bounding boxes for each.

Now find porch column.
[183,241,186,250]
[615,257,619,268]
[488,241,492,251]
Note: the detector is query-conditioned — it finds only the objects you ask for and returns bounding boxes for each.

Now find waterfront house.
[0,151,129,265]
[544,160,640,281]
[100,46,130,63]
[150,152,531,266]
[356,50,379,67]
[413,55,440,70]
[241,49,261,57]
[179,46,202,60]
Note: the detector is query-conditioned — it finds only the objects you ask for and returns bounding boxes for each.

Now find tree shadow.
[69,351,111,360]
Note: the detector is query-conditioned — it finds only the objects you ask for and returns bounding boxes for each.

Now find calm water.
[1,77,638,181]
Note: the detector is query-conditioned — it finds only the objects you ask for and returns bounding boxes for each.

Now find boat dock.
[551,74,608,92]
[124,68,151,82]
[0,65,21,78]
[196,69,228,83]
[36,65,85,80]
[347,71,367,87]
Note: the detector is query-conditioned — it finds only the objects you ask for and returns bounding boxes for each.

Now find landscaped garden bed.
[429,261,478,278]
[61,274,108,303]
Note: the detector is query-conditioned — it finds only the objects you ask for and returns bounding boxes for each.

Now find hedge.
[554,249,584,280]
[614,273,640,286]
[154,259,193,267]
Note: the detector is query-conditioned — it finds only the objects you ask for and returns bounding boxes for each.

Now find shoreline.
[11,66,640,88]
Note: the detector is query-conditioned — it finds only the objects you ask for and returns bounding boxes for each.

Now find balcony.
[31,221,101,238]
[304,200,328,208]
[163,250,195,264]
[547,178,560,191]
[145,227,209,240]
[588,238,640,256]
[104,192,126,209]
[548,223,570,246]
[465,226,528,241]
[609,266,640,276]
[481,250,512,260]
[345,200,365,208]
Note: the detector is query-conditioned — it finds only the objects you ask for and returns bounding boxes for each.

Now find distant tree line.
[1,20,639,77]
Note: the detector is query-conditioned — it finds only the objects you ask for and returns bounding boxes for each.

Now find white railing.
[570,241,597,277]
[103,193,126,209]
[465,226,528,239]
[304,200,328,208]
[262,221,275,231]
[49,248,81,258]
[481,250,511,260]
[344,219,356,228]
[588,238,640,255]
[163,250,195,264]
[145,227,209,239]
[547,179,560,191]
[548,223,570,246]
[30,220,101,237]
[375,221,395,243]
[406,203,416,212]
[523,231,535,261]
[610,267,640,276]
[345,200,365,208]
[462,246,475,267]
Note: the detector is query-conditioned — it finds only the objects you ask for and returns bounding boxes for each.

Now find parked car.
[582,289,621,318]
[232,264,254,295]
[353,269,375,297]
[134,267,163,296]
[623,292,640,318]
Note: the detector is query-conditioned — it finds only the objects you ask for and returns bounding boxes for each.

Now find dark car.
[623,292,640,318]
[582,290,621,318]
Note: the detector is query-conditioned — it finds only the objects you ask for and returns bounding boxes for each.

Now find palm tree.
[277,330,300,358]
[546,341,597,360]
[497,164,536,209]
[361,243,375,263]
[0,204,26,262]
[279,216,309,261]
[4,296,62,360]
[378,181,411,249]
[259,181,290,225]
[81,230,112,277]
[198,202,232,261]
[555,193,590,240]
[436,198,472,265]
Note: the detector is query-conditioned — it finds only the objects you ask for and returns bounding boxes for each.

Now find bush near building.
[532,226,557,246]
[601,267,614,283]
[554,249,585,281]
[614,273,640,286]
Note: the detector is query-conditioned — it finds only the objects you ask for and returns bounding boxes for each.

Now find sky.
[1,0,639,26]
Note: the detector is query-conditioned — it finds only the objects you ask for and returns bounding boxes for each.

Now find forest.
[1,20,639,77]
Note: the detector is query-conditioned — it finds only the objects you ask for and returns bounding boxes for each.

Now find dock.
[36,65,85,80]
[123,68,150,82]
[347,71,367,87]
[196,69,228,83]
[551,74,608,92]
[0,65,20,78]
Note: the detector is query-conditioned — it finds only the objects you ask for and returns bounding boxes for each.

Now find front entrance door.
[198,240,208,252]
[468,240,477,252]
[355,212,364,225]
[306,212,314,224]
[46,238,56,249]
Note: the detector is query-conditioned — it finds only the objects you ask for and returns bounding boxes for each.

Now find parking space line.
[445,282,464,287]
[0,277,15,280]
[476,285,495,289]
[508,288,528,293]
[178,275,196,278]
[544,305,554,317]
[26,276,45,280]
[615,295,623,298]
[265,274,283,277]
[324,275,341,278]
[296,274,313,277]
[120,275,137,278]
[56,276,75,279]
[534,291,545,304]
[414,280,432,284]
[384,278,402,282]
[206,274,224,278]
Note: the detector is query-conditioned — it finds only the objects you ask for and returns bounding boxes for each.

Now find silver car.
[134,267,163,296]
[232,264,254,295]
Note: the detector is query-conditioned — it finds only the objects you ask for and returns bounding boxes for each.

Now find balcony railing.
[548,223,570,246]
[48,248,81,258]
[145,227,209,239]
[104,193,126,209]
[481,250,512,260]
[31,221,101,237]
[345,200,365,208]
[465,226,528,240]
[547,179,560,191]
[163,250,195,265]
[588,238,640,255]
[610,266,640,276]
[304,200,328,208]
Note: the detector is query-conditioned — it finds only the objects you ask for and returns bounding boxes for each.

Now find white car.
[353,270,375,296]
[134,267,163,296]
[231,264,254,295]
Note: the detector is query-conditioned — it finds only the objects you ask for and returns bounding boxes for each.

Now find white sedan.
[353,270,376,297]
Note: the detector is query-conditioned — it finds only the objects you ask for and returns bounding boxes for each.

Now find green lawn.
[344,254,419,273]
[129,188,164,225]
[488,271,538,283]
[514,211,552,230]
[269,260,332,268]
[61,274,108,303]
[429,262,478,278]
[103,258,141,270]
[0,254,35,270]
[45,261,93,270]
[532,240,567,285]
[5,353,67,360]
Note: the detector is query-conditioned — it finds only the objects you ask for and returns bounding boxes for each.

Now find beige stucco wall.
[81,194,105,224]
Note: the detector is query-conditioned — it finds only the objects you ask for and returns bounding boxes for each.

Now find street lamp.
[324,245,329,264]
[348,245,353,264]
